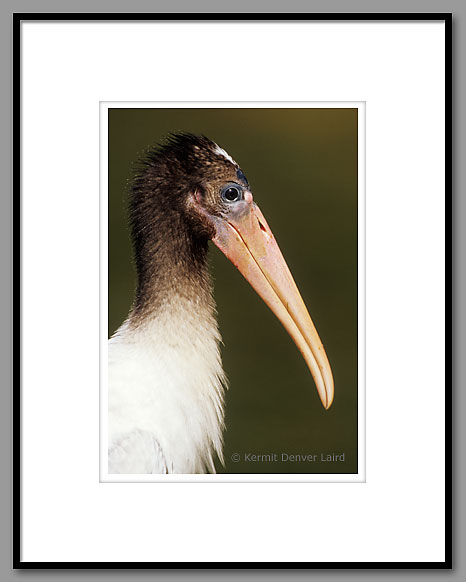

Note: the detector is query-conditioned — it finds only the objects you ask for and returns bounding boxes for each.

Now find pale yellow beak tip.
[324,393,334,410]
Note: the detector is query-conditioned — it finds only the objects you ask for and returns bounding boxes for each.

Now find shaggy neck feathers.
[108,138,228,473]
[127,140,213,326]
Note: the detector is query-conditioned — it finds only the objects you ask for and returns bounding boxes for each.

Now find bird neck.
[111,212,227,473]
[129,206,213,327]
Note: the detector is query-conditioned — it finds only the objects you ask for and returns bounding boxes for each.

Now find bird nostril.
[258,219,267,233]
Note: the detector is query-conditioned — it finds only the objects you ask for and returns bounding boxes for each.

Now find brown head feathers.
[127,133,246,322]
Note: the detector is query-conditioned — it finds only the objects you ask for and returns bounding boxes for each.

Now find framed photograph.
[15,13,451,567]
[102,102,364,483]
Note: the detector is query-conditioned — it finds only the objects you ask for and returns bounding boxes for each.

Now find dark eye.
[221,185,242,202]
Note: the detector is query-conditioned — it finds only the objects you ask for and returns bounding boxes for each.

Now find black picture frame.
[13,12,452,570]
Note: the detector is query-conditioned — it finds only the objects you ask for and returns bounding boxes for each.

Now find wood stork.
[108,133,334,474]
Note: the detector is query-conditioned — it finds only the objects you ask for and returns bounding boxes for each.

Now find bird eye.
[221,185,242,203]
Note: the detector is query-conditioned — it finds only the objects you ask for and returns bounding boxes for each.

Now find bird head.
[133,133,334,409]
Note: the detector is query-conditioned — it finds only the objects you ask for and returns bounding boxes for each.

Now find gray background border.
[3,2,461,580]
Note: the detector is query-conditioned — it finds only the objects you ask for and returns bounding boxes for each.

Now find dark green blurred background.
[108,108,358,474]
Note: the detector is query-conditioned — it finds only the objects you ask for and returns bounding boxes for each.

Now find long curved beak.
[212,193,334,409]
